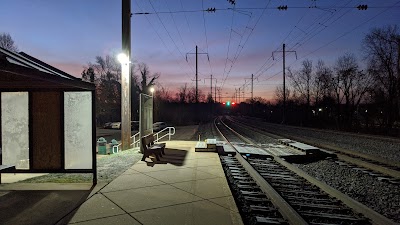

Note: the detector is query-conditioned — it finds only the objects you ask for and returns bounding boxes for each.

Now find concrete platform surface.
[68,140,243,225]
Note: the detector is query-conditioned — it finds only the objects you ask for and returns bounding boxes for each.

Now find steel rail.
[229,116,400,179]
[219,116,397,225]
[215,117,308,225]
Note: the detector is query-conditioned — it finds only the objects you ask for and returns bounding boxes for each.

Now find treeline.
[236,25,400,136]
[81,25,399,136]
[154,25,400,136]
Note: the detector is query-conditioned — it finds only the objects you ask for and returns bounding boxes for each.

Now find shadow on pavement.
[0,189,91,225]
[145,148,188,167]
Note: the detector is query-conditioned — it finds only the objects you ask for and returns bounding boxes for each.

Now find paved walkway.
[68,141,243,225]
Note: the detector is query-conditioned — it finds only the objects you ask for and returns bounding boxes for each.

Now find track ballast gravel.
[295,160,400,223]
[224,117,400,223]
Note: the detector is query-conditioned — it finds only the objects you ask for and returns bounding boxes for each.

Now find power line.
[180,0,197,47]
[252,0,353,82]
[221,0,272,89]
[132,5,400,15]
[201,0,214,76]
[222,5,235,83]
[133,0,192,81]
[253,0,399,101]
[148,0,196,75]
[288,0,400,68]
[164,0,187,54]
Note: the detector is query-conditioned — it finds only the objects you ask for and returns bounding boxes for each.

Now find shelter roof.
[0,47,94,91]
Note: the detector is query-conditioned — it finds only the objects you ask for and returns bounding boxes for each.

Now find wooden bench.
[151,138,166,155]
[141,134,164,161]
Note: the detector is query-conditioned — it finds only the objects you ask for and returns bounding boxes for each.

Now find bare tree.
[138,63,159,95]
[90,55,120,82]
[0,33,18,52]
[334,53,372,126]
[186,87,205,103]
[81,54,123,124]
[314,60,334,104]
[81,66,95,83]
[155,85,171,102]
[176,84,188,103]
[274,85,291,104]
[362,25,399,128]
[287,59,313,106]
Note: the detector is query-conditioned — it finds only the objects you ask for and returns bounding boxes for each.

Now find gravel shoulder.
[226,117,400,223]
[295,160,400,223]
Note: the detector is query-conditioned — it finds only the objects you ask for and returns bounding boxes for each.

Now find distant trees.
[81,55,122,124]
[333,53,372,126]
[0,33,18,52]
[81,55,159,124]
[174,84,205,103]
[362,25,399,128]
[288,59,313,107]
[283,53,373,128]
[79,24,399,134]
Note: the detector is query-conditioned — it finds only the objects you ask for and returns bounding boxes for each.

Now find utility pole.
[251,74,254,101]
[239,87,241,103]
[245,74,255,101]
[204,75,217,102]
[272,44,297,124]
[186,45,209,103]
[211,74,212,99]
[215,80,217,103]
[121,0,131,150]
[196,46,198,102]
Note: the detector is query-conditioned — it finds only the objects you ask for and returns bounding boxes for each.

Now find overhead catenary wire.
[133,0,398,100]
[220,0,272,90]
[251,0,354,88]
[133,0,192,81]
[254,0,399,99]
[148,0,196,75]
[201,0,214,76]
[164,0,187,55]
[133,5,399,15]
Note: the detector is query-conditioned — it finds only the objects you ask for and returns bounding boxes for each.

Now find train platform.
[67,140,243,225]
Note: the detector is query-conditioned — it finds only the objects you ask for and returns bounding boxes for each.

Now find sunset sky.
[1,0,399,101]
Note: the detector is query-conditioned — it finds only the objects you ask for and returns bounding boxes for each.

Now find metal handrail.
[130,132,141,147]
[130,126,175,147]
[154,127,175,142]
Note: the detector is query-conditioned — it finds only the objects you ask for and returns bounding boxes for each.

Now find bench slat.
[141,133,166,161]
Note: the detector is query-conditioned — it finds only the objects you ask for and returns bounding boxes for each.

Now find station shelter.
[0,47,97,184]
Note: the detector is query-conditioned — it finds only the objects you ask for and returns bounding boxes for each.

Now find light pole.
[121,0,131,150]
[150,86,155,133]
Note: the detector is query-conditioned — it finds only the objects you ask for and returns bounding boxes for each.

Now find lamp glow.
[118,53,129,64]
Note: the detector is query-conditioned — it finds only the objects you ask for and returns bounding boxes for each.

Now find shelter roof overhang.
[0,47,94,91]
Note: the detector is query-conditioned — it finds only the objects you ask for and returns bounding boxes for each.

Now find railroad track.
[226,116,400,183]
[214,117,396,225]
